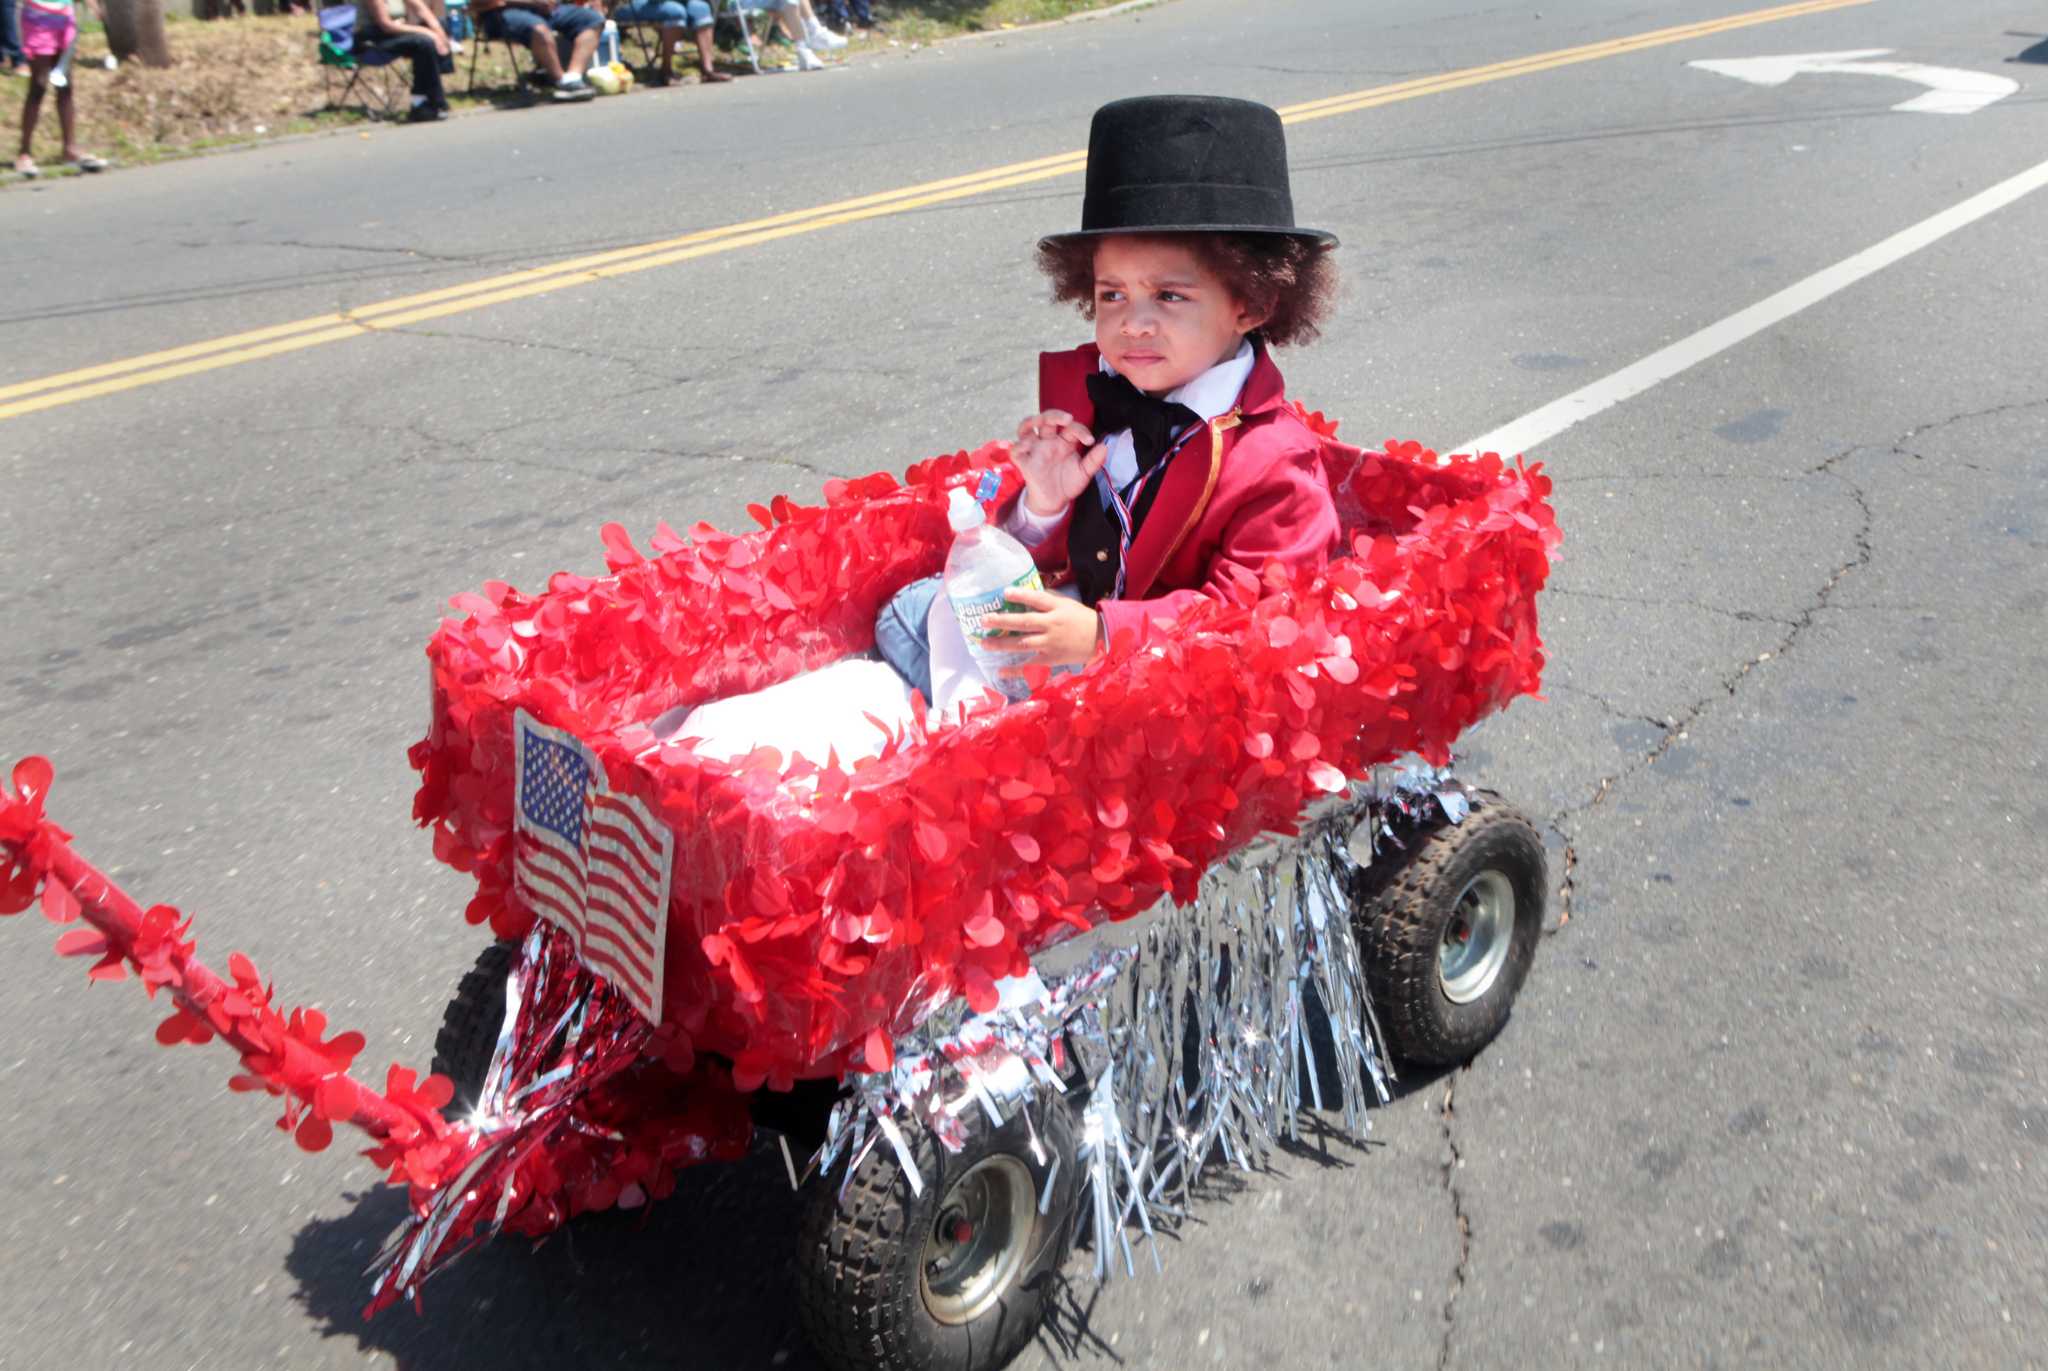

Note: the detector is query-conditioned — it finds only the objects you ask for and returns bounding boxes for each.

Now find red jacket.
[1000,341,1342,648]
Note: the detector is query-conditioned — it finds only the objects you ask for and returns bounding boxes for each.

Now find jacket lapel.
[1120,341,1286,599]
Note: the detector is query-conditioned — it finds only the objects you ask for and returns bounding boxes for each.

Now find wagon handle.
[1,755,449,1158]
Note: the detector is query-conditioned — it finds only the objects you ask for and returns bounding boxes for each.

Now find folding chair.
[452,0,534,94]
[619,1,760,79]
[614,15,663,70]
[715,0,763,74]
[317,5,407,117]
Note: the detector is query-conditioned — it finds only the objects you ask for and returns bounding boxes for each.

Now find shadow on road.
[286,1142,827,1370]
[285,997,1403,1369]
[2011,37,2048,65]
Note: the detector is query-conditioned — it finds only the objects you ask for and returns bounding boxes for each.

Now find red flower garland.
[412,415,1559,1089]
[1,758,752,1299]
[0,756,460,1172]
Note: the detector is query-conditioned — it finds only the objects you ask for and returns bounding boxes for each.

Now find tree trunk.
[102,0,175,68]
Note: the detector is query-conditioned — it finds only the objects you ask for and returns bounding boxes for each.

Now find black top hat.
[1041,95,1336,249]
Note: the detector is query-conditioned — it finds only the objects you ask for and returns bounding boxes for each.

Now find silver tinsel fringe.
[812,762,1472,1280]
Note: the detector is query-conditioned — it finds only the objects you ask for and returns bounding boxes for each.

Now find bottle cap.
[946,486,984,533]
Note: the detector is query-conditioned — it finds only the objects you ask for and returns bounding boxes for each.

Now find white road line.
[1457,153,2048,457]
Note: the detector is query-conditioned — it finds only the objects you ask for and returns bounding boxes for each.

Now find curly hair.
[1034,231,1338,347]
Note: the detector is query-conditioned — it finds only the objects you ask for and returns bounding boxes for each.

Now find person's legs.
[375,31,448,112]
[689,23,725,79]
[53,63,75,157]
[561,23,595,78]
[15,56,47,172]
[1,0,23,70]
[874,576,942,702]
[527,22,564,78]
[766,2,820,68]
[548,3,601,81]
[483,6,564,80]
[796,0,841,49]
[682,0,725,80]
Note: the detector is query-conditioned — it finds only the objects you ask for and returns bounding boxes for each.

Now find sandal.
[698,68,732,83]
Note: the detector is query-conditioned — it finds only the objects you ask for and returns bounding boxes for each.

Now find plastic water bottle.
[599,19,621,66]
[943,486,1044,703]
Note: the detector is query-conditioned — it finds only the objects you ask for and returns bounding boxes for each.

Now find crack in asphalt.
[1549,448,1886,836]
[1438,1072,1472,1371]
[1809,395,2048,477]
[1428,414,1910,1363]
[1547,824,1578,932]
[1544,586,1797,627]
[265,239,491,267]
[376,322,706,388]
[1548,679,1674,732]
[1518,393,2043,931]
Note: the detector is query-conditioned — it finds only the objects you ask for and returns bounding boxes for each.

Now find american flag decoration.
[512,710,673,1024]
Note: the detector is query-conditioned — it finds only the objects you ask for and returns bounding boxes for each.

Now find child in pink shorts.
[15,0,109,178]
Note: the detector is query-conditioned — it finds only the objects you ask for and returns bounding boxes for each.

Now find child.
[13,0,107,177]
[879,93,1341,715]
[668,95,1342,762]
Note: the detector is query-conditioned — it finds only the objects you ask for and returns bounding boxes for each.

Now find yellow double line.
[0,0,1869,423]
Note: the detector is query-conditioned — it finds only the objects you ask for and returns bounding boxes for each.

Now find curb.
[936,0,1163,44]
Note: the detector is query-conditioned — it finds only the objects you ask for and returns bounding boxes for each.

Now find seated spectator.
[355,0,455,122]
[472,0,602,100]
[605,0,729,85]
[753,0,841,71]
[814,0,872,36]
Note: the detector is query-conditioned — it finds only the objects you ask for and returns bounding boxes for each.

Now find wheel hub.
[920,1154,1035,1325]
[1439,869,1514,1005]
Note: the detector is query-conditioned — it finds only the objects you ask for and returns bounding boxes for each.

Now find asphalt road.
[4,1,2046,1367]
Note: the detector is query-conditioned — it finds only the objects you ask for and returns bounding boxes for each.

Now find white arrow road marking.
[1455,153,2048,457]
[1689,48,2018,114]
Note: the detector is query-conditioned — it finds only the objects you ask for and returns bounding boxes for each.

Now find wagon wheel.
[1354,793,1547,1066]
[431,939,517,1110]
[797,1101,1079,1371]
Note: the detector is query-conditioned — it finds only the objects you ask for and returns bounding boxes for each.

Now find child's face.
[1091,236,1266,397]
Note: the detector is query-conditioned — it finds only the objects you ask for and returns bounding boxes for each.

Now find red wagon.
[1,407,1557,1371]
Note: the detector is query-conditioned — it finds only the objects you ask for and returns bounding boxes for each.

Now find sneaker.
[806,21,846,49]
[793,42,824,71]
[407,102,449,122]
[553,76,596,101]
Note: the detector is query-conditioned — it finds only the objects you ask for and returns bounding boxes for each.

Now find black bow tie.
[1086,370,1203,479]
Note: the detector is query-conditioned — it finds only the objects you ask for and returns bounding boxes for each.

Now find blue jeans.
[610,0,710,27]
[816,0,871,25]
[480,2,604,62]
[1,0,22,65]
[875,575,941,700]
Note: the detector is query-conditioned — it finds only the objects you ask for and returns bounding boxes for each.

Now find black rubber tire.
[431,939,517,1110]
[1356,795,1546,1067]
[797,1101,1080,1371]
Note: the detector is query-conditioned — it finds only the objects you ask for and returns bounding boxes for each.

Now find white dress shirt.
[1006,337,1256,546]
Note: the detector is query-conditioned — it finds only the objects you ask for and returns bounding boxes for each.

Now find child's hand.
[1012,409,1106,517]
[981,587,1101,670]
